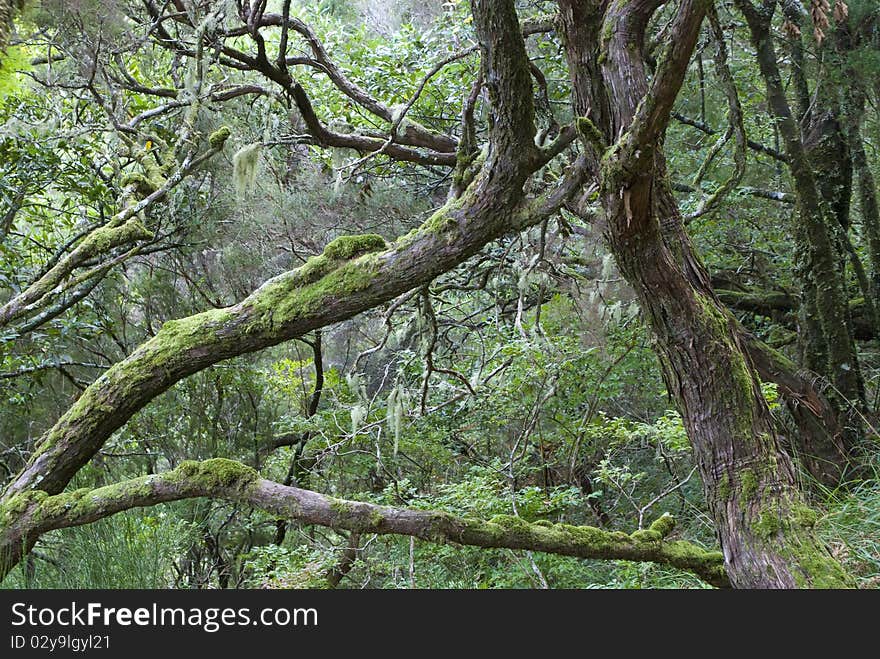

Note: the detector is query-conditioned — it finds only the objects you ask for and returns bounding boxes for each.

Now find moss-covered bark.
[741,334,851,486]
[737,0,866,444]
[0,161,567,499]
[0,219,153,327]
[0,0,575,562]
[0,460,728,587]
[552,0,855,587]
[845,93,880,318]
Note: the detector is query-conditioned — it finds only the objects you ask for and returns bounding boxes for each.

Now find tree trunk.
[844,87,880,318]
[558,0,852,587]
[737,1,866,441]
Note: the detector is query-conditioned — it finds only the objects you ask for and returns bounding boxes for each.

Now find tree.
[2,0,875,589]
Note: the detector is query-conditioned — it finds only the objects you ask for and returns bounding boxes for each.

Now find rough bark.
[741,334,852,485]
[737,0,865,422]
[845,89,880,314]
[709,288,856,485]
[556,0,852,587]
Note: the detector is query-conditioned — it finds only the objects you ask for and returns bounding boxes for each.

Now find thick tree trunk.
[0,0,854,589]
[558,0,852,587]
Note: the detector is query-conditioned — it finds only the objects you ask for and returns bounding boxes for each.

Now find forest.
[0,0,878,590]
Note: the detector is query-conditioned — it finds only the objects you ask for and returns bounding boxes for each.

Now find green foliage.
[820,471,880,588]
[1,0,878,592]
[1,510,195,589]
[0,44,29,100]
[243,544,336,589]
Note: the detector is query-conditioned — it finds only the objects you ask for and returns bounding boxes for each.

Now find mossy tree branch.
[0,129,231,330]
[0,0,585,506]
[0,459,729,588]
[716,288,874,341]
[0,220,152,327]
[2,151,587,501]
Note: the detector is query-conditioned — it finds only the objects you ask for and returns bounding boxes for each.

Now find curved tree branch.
[0,459,729,587]
[1,0,580,503]
[2,149,587,501]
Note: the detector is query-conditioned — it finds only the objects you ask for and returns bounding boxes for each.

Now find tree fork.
[553,0,855,587]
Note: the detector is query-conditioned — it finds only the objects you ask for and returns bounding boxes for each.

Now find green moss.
[209,126,231,149]
[739,468,759,507]
[792,504,819,529]
[171,459,259,492]
[755,511,783,539]
[662,541,724,564]
[599,143,628,187]
[452,149,479,192]
[600,12,615,46]
[121,141,171,198]
[328,498,355,516]
[160,307,230,337]
[422,206,461,241]
[488,514,533,537]
[794,547,854,589]
[86,476,157,502]
[662,541,727,583]
[746,494,852,587]
[630,528,662,543]
[34,488,91,519]
[369,509,384,527]
[648,512,676,538]
[81,220,153,258]
[242,235,387,332]
[397,195,467,249]
[0,491,47,527]
[563,524,623,547]
[427,512,727,586]
[297,255,334,283]
[271,255,380,322]
[576,116,607,152]
[323,234,387,261]
[120,172,158,196]
[718,473,731,501]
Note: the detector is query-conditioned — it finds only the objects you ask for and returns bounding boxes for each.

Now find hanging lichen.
[350,404,367,435]
[232,143,262,195]
[386,381,409,457]
[345,372,368,402]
